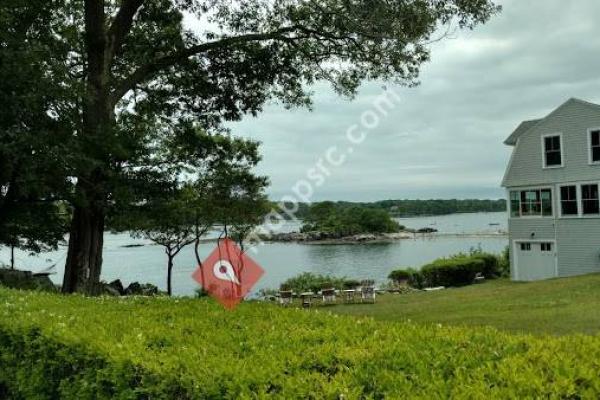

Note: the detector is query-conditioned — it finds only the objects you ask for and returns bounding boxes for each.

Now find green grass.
[328,274,600,335]
[3,286,600,397]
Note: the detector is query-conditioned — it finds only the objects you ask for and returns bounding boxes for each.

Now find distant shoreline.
[185,231,508,246]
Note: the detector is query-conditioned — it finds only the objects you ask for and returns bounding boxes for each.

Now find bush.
[499,246,510,278]
[388,269,411,284]
[420,257,484,287]
[469,252,500,278]
[405,268,426,289]
[280,272,346,293]
[2,287,600,398]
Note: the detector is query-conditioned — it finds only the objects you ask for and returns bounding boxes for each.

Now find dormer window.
[589,129,600,164]
[542,134,563,168]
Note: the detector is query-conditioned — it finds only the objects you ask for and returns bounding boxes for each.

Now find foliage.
[388,269,411,283]
[375,199,507,217]
[420,257,485,288]
[108,129,270,295]
[342,280,361,290]
[285,199,507,220]
[0,0,500,291]
[280,272,348,293]
[301,203,403,236]
[0,0,71,254]
[3,287,600,398]
[499,246,511,278]
[469,252,501,278]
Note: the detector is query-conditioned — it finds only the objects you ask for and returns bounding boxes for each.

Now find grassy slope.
[3,286,600,397]
[328,274,600,335]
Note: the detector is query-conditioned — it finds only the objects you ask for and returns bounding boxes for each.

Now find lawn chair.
[279,290,293,306]
[300,292,313,308]
[321,288,337,305]
[342,289,356,303]
[360,280,376,304]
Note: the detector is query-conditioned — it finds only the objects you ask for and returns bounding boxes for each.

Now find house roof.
[503,98,600,146]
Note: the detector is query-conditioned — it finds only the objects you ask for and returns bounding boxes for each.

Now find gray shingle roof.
[503,98,600,146]
[504,119,543,145]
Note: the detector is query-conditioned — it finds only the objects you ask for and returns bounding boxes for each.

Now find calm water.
[1,212,508,296]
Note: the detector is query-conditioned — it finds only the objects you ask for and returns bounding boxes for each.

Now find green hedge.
[2,287,600,398]
[470,252,501,278]
[420,257,484,287]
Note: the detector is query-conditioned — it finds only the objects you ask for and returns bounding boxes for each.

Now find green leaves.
[1,287,600,398]
[302,203,402,236]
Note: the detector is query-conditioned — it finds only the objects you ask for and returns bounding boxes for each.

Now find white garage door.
[515,241,557,281]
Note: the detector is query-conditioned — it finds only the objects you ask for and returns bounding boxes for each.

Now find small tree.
[128,187,196,296]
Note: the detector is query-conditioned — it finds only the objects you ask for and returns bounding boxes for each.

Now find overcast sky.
[225,0,600,202]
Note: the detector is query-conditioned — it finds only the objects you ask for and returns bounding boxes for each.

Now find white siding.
[503,100,600,187]
[556,219,600,276]
[508,218,556,280]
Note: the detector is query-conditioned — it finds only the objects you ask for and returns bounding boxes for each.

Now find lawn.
[328,274,600,335]
[3,286,600,398]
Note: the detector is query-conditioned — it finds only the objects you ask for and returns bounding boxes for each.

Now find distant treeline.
[273,199,506,219]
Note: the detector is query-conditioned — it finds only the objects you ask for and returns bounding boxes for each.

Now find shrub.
[405,268,426,289]
[499,246,510,278]
[420,257,484,287]
[388,269,411,284]
[2,287,600,398]
[470,252,500,278]
[280,272,346,293]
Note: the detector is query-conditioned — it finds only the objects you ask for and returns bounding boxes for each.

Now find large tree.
[7,0,500,292]
[0,0,72,262]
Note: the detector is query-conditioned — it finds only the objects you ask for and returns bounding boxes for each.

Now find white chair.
[360,280,376,303]
[322,288,336,305]
[279,290,293,306]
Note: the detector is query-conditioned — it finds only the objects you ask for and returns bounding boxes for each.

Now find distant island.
[259,200,507,244]
[273,199,506,220]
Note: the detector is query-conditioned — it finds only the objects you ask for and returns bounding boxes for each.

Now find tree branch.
[110,26,301,104]
[106,0,145,65]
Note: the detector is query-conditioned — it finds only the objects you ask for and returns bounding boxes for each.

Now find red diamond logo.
[192,238,264,309]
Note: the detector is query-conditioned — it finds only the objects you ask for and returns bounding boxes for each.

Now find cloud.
[227,0,600,202]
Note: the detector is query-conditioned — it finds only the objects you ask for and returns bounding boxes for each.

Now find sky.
[224,0,600,202]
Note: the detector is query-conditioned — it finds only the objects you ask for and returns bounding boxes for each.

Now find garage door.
[515,241,557,281]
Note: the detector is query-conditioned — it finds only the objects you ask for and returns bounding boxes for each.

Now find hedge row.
[2,288,600,398]
[390,252,504,289]
[420,257,484,287]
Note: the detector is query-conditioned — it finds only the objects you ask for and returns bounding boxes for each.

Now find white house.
[502,98,600,281]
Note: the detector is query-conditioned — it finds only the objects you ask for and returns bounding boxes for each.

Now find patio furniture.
[278,290,293,306]
[360,280,376,303]
[342,289,356,303]
[321,288,336,305]
[300,292,313,308]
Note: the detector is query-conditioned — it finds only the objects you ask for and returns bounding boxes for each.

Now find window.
[510,191,520,217]
[510,188,552,218]
[590,130,600,163]
[582,184,599,215]
[521,190,540,216]
[560,185,578,216]
[543,134,562,167]
[541,243,553,252]
[520,243,531,251]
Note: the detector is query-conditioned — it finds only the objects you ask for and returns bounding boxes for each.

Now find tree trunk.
[63,204,105,294]
[194,238,206,291]
[61,0,112,294]
[10,246,14,270]
[167,254,174,296]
